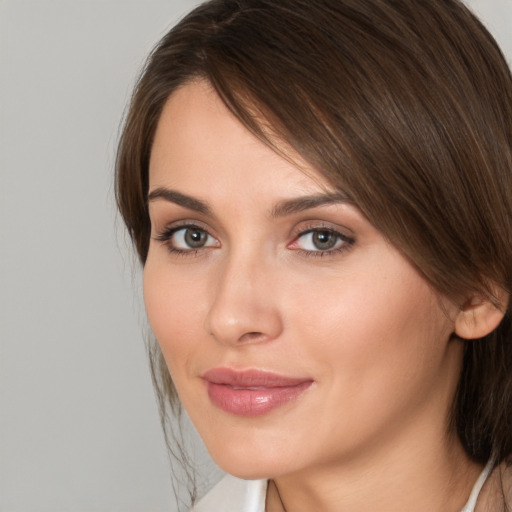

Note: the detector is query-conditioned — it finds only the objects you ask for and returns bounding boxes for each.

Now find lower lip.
[205,381,313,417]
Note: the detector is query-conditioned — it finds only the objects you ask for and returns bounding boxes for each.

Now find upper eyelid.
[151,218,355,244]
[292,228,354,246]
[152,219,215,237]
[291,220,355,239]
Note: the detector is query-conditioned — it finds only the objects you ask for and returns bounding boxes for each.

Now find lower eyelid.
[297,239,355,259]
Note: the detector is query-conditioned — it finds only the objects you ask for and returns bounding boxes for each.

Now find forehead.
[149,80,332,199]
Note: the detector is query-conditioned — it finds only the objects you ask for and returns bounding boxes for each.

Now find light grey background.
[0,1,510,511]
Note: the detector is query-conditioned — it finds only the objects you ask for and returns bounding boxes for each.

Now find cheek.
[288,261,454,395]
[143,257,208,371]
[280,267,458,460]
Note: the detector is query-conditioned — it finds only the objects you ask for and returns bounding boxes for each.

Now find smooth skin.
[144,80,505,512]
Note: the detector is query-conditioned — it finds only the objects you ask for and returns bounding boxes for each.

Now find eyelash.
[153,223,355,258]
[289,224,355,258]
[154,223,217,257]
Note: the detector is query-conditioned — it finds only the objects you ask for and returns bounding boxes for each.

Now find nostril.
[238,331,267,344]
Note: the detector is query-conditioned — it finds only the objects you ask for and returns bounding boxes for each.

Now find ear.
[454,289,509,340]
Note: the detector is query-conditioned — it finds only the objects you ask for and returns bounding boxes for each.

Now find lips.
[202,368,313,417]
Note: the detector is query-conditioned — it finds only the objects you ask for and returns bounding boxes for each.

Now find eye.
[289,227,354,255]
[299,230,340,251]
[155,224,219,254]
[173,227,214,249]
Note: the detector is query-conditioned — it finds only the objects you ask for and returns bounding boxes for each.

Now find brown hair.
[116,0,512,478]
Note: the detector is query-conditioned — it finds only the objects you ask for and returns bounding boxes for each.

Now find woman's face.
[144,80,464,480]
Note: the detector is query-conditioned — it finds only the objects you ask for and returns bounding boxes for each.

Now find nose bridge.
[204,245,283,345]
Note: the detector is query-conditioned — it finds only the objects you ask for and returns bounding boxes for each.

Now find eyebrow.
[270,192,351,217]
[147,187,350,217]
[148,187,212,215]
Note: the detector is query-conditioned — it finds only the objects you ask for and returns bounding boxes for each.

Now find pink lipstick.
[202,368,313,417]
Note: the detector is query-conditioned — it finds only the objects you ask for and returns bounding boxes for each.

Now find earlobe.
[454,291,509,340]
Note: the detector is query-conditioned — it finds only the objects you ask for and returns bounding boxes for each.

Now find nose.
[204,253,284,346]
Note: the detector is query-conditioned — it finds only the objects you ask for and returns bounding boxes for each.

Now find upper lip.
[202,367,313,388]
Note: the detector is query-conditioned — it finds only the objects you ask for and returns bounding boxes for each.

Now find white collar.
[460,457,495,512]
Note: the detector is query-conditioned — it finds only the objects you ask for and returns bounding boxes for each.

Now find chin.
[215,459,281,481]
[203,435,299,481]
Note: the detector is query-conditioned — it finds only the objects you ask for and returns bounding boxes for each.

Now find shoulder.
[191,474,268,512]
[476,461,512,512]
[499,463,512,508]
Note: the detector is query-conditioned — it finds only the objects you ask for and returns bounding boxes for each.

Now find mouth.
[201,368,314,417]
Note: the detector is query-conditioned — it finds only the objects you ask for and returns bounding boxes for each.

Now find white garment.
[191,459,494,512]
[192,475,266,512]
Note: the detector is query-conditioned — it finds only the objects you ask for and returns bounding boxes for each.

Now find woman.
[116,0,512,510]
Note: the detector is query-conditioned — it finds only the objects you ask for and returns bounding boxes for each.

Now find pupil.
[313,230,336,250]
[185,228,206,248]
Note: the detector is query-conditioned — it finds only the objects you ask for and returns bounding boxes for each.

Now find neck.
[266,429,482,512]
